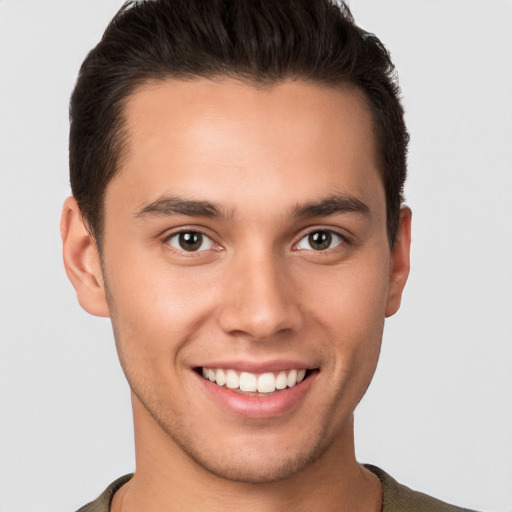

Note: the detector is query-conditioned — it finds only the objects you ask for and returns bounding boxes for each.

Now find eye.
[165,231,216,252]
[296,230,345,251]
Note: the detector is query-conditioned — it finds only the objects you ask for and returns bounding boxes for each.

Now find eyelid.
[162,227,222,253]
[293,227,348,251]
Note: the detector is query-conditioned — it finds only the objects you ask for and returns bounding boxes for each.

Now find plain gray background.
[0,1,511,511]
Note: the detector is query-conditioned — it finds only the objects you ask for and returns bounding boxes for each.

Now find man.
[60,0,477,510]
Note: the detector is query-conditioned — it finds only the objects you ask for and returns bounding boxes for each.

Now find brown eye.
[179,232,202,251]
[308,231,332,250]
[296,230,344,251]
[166,231,214,252]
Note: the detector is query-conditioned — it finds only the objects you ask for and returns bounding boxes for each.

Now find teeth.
[216,369,226,387]
[239,372,257,392]
[275,371,287,390]
[225,369,239,389]
[287,369,297,387]
[257,372,275,393]
[202,367,309,394]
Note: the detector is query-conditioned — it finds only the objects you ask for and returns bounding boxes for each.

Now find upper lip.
[194,359,317,373]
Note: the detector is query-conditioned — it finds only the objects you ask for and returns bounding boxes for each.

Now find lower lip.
[196,371,317,419]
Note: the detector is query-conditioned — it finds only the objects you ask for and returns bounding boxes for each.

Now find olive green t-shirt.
[75,465,478,512]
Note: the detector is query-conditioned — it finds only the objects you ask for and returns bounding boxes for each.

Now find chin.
[181,440,328,484]
[157,415,332,484]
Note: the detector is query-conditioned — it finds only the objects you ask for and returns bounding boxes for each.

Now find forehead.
[108,78,384,222]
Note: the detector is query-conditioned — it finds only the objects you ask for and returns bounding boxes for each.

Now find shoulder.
[365,465,479,512]
[76,468,481,512]
[75,474,133,512]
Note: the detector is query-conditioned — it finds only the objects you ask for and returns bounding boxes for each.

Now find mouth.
[194,364,319,418]
[198,367,314,395]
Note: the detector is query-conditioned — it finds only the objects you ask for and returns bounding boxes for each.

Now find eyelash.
[162,227,348,255]
[163,229,219,254]
[294,229,347,252]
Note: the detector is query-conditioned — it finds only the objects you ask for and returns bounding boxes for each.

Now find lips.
[196,364,317,419]
[201,367,307,393]
[194,359,318,418]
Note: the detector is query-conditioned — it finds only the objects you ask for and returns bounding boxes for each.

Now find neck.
[112,395,382,512]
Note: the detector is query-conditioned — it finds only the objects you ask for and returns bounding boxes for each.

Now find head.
[62,0,411,487]
[69,0,408,249]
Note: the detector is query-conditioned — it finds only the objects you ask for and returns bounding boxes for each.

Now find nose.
[217,250,303,341]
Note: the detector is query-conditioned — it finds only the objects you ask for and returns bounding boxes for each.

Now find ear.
[60,196,110,317]
[385,206,412,318]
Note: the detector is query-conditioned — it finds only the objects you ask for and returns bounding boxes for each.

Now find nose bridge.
[218,244,302,340]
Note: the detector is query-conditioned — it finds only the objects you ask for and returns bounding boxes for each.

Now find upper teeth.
[202,368,307,393]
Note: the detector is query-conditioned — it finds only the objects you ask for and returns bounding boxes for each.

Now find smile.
[201,367,308,394]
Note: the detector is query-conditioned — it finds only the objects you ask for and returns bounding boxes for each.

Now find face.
[65,78,410,483]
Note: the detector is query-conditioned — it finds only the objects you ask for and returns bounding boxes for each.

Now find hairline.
[89,73,396,252]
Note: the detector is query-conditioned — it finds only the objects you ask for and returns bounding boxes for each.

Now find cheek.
[301,254,389,380]
[104,254,220,370]
[306,256,390,331]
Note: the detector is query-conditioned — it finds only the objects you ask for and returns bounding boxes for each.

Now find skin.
[61,78,411,511]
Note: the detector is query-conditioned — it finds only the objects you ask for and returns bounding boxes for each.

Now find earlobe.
[60,196,110,318]
[385,207,412,318]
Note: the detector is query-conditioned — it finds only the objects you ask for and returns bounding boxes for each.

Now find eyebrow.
[134,193,369,221]
[291,194,370,219]
[135,196,228,220]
